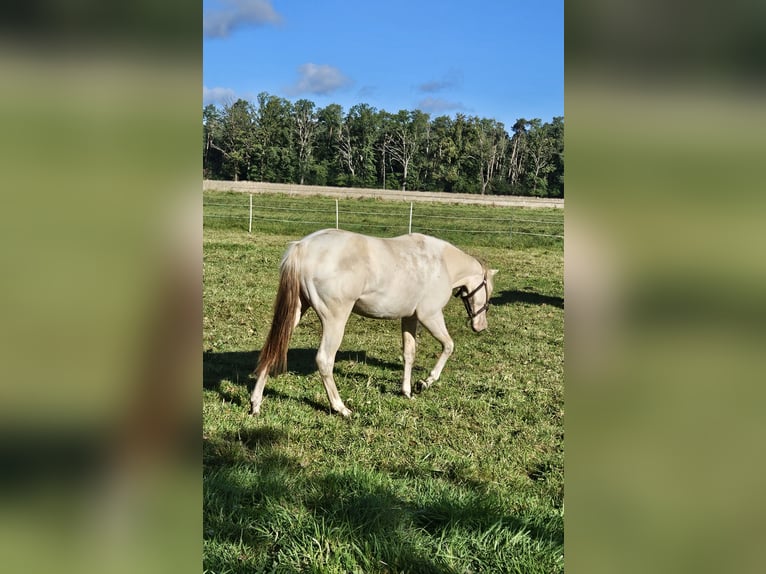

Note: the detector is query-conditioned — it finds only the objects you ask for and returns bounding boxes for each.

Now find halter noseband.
[454,274,490,320]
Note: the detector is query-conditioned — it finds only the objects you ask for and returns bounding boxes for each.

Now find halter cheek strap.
[454,275,490,319]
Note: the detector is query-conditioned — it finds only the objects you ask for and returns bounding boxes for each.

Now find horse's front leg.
[400,315,418,398]
[416,312,454,391]
[315,309,353,417]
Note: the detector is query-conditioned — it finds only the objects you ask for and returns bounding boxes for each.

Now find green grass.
[203,194,563,573]
[203,191,563,249]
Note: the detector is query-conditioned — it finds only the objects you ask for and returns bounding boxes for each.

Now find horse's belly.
[352,296,415,320]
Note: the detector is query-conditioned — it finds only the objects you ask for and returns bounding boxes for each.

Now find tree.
[373,110,397,190]
[470,117,508,195]
[525,119,556,195]
[210,99,255,181]
[201,91,563,197]
[426,115,459,192]
[314,103,344,185]
[450,113,476,193]
[203,104,225,179]
[507,118,529,192]
[338,104,379,187]
[546,116,565,197]
[292,99,317,185]
[387,110,428,191]
[253,93,294,182]
[337,115,356,183]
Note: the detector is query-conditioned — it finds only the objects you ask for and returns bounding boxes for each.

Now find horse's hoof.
[250,404,260,416]
[339,407,352,417]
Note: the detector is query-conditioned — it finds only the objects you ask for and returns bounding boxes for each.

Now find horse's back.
[291,229,453,319]
[294,228,375,274]
[296,229,447,275]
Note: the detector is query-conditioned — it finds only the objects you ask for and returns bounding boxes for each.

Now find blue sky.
[203,0,563,130]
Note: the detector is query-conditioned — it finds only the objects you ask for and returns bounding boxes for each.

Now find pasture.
[203,192,564,573]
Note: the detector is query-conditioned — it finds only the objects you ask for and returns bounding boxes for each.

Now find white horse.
[250,229,497,416]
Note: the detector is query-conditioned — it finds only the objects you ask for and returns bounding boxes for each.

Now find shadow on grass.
[491,289,564,309]
[204,349,400,386]
[204,349,403,411]
[204,431,564,573]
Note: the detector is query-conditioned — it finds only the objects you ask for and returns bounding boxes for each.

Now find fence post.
[249,194,253,233]
[335,199,339,229]
[408,202,413,234]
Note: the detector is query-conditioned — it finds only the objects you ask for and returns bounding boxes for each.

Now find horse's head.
[456,268,498,332]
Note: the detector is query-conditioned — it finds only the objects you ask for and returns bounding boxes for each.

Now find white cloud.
[203,85,237,106]
[285,63,352,96]
[417,97,468,115]
[204,0,282,38]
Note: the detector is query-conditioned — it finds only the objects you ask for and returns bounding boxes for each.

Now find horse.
[250,228,497,416]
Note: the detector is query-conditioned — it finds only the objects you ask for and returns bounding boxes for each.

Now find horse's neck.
[443,244,483,288]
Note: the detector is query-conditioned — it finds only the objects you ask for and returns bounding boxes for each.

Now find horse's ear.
[489,268,498,277]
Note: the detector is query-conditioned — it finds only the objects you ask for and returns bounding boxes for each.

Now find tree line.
[203,93,563,197]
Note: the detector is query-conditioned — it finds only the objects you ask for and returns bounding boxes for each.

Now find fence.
[203,193,563,248]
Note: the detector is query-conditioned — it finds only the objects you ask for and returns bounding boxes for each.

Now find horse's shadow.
[491,289,563,309]
[203,348,402,410]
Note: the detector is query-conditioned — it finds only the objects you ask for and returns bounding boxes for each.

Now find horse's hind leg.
[417,312,454,391]
[315,307,353,417]
[401,315,418,398]
[250,370,269,415]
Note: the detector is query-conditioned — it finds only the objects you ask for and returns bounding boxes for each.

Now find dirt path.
[203,180,564,209]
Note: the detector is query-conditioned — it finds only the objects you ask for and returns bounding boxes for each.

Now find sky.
[203,0,563,130]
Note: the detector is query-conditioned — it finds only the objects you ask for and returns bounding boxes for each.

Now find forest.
[203,93,563,197]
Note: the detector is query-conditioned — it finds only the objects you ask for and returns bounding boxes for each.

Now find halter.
[454,274,490,320]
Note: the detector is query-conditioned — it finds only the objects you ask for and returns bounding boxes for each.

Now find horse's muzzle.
[471,315,488,333]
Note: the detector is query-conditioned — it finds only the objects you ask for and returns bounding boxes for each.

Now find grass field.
[203,192,564,573]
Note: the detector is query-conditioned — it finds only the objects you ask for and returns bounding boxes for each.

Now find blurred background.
[1,1,765,573]
[566,1,766,573]
[0,2,201,573]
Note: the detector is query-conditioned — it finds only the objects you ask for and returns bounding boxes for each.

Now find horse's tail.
[255,244,302,376]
